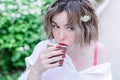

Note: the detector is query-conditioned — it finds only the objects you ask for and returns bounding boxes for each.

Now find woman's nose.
[59,30,66,41]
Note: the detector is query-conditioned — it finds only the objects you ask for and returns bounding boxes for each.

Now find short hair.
[44,0,98,46]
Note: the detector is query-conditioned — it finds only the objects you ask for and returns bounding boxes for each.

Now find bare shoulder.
[97,42,110,64]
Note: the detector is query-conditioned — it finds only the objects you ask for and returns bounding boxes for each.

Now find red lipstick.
[58,42,68,46]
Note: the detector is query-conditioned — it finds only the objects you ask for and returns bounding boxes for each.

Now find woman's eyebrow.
[51,21,58,25]
[51,21,70,26]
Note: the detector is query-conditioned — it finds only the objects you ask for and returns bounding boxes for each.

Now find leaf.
[6,75,13,80]
[11,52,21,62]
[15,34,23,40]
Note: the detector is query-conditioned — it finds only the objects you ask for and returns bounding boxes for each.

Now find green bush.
[0,0,52,79]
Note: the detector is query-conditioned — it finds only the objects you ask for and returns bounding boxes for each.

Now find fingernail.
[56,45,61,48]
[61,50,66,53]
[58,61,63,65]
[61,55,66,58]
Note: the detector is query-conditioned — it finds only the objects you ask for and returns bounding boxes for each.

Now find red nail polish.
[61,50,66,53]
[58,61,63,65]
[61,55,65,58]
[56,45,61,48]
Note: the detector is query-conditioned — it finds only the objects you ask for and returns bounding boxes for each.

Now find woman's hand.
[31,45,66,75]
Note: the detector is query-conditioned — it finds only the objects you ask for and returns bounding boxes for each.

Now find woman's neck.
[68,44,94,59]
[67,43,95,71]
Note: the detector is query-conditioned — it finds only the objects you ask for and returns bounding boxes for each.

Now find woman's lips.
[58,42,68,46]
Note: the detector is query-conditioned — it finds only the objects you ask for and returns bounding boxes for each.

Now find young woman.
[18,0,112,80]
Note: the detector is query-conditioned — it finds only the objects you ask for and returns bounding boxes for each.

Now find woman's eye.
[52,25,59,29]
[67,27,74,31]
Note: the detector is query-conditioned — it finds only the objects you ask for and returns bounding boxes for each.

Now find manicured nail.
[58,61,63,65]
[61,55,66,58]
[61,50,66,53]
[56,45,61,48]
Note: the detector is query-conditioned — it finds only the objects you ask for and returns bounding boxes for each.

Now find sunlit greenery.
[0,0,52,79]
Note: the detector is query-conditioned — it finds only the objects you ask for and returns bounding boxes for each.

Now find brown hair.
[44,0,98,46]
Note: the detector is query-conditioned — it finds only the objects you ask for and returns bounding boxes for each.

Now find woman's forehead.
[52,11,68,20]
[52,11,68,24]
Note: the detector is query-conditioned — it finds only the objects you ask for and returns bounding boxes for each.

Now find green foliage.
[0,0,52,79]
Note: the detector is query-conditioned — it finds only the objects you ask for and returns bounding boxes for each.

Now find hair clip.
[81,15,91,22]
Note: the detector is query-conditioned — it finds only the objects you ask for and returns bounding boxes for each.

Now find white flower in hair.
[81,15,91,22]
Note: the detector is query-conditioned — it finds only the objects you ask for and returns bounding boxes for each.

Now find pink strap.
[93,43,98,66]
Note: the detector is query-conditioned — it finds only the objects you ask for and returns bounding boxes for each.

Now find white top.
[18,40,112,80]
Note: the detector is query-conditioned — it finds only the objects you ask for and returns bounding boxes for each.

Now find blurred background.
[98,0,120,80]
[0,0,119,80]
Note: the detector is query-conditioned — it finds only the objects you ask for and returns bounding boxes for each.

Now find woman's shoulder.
[96,42,110,64]
[96,42,107,51]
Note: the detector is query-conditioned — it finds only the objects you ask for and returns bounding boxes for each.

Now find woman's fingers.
[41,49,65,59]
[39,56,62,70]
[47,62,60,69]
[36,45,66,71]
[41,61,60,70]
[45,54,65,64]
[39,52,66,69]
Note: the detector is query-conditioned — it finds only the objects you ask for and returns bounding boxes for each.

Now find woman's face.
[51,11,78,52]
